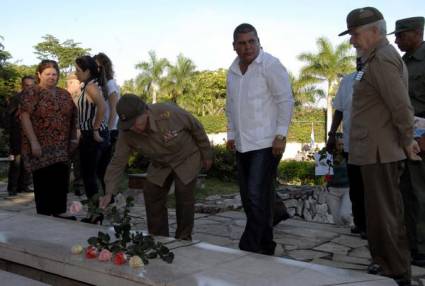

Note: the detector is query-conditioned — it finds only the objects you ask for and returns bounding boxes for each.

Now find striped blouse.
[77,79,107,131]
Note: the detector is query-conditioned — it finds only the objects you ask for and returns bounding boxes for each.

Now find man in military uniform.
[391,16,425,267]
[99,94,212,240]
[339,7,421,286]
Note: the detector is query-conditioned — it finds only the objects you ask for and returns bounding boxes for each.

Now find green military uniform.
[395,17,425,262]
[340,8,414,281]
[105,101,212,240]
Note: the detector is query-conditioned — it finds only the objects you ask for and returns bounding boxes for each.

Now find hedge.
[196,108,326,143]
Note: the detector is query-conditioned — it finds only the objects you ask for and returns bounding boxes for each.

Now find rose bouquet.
[71,194,174,266]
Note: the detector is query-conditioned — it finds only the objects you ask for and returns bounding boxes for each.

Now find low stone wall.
[195,185,335,224]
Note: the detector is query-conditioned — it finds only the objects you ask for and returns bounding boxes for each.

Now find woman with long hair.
[94,52,120,165]
[75,55,109,223]
[20,60,78,219]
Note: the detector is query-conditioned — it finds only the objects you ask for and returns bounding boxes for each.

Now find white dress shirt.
[226,50,294,153]
[333,73,355,152]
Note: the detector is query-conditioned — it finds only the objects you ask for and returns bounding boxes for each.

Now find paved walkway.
[1,182,425,285]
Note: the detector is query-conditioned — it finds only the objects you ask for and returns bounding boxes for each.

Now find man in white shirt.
[226,23,294,255]
[326,66,367,239]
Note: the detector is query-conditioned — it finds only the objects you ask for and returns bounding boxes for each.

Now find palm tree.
[166,54,196,104]
[135,50,169,103]
[289,72,324,108]
[298,37,355,135]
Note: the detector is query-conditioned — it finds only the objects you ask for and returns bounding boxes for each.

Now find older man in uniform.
[391,16,425,267]
[339,7,421,286]
[99,94,212,240]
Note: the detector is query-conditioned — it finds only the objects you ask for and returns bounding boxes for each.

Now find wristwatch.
[275,135,286,141]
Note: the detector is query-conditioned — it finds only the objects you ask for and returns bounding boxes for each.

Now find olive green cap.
[339,7,384,36]
[116,94,147,130]
[388,16,425,35]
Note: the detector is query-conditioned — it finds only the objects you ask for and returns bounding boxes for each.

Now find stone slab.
[332,254,370,266]
[312,258,368,271]
[0,269,50,285]
[349,246,372,259]
[0,210,397,286]
[287,250,330,261]
[314,242,351,255]
[331,235,368,249]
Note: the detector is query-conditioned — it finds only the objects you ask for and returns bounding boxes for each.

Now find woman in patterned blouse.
[20,60,78,219]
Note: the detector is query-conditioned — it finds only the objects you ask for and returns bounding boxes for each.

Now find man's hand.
[30,140,42,157]
[203,159,213,171]
[272,137,286,156]
[99,193,112,209]
[326,135,336,153]
[226,139,235,151]
[405,140,422,161]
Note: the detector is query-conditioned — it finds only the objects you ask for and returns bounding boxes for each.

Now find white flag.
[310,123,315,148]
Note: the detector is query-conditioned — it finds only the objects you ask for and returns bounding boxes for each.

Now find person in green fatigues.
[391,16,425,267]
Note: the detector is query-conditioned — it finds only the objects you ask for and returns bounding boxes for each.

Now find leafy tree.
[181,69,227,116]
[135,50,169,103]
[165,54,196,104]
[298,37,355,134]
[289,72,324,108]
[33,34,90,74]
[0,36,17,103]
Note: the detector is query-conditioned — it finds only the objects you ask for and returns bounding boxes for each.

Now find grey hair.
[360,19,387,36]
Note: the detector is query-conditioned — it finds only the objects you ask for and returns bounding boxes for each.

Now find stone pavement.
[1,182,425,285]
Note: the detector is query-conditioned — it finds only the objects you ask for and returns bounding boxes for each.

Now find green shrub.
[278,160,323,185]
[196,115,227,134]
[208,144,237,181]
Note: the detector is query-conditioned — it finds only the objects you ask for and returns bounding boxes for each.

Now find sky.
[1,0,424,85]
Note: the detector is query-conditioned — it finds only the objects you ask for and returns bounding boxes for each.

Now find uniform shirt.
[333,73,355,152]
[403,41,425,117]
[226,50,294,153]
[104,103,212,193]
[349,38,414,165]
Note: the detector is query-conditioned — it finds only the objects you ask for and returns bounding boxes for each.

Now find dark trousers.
[346,161,367,231]
[400,153,425,256]
[237,148,280,255]
[32,162,69,216]
[7,154,31,193]
[79,130,110,200]
[361,162,410,278]
[143,173,196,240]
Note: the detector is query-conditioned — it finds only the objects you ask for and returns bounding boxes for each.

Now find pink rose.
[98,249,112,262]
[69,201,82,215]
[113,252,127,265]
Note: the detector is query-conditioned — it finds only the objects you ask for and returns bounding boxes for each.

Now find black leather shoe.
[53,214,77,221]
[367,263,384,275]
[81,214,103,225]
[273,202,290,226]
[393,276,411,286]
[412,253,425,267]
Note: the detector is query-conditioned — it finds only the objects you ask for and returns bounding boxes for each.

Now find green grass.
[167,177,239,208]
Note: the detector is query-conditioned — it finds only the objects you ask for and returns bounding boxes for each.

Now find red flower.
[85,246,97,259]
[113,252,127,265]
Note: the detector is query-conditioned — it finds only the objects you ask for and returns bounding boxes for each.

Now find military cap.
[116,94,147,130]
[388,16,424,35]
[339,7,384,36]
